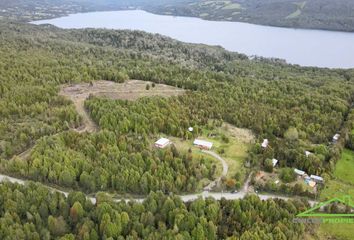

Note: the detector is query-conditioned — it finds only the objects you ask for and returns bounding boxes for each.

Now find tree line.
[0,182,310,239]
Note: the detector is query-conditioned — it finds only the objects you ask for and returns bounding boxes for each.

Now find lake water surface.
[32,10,354,69]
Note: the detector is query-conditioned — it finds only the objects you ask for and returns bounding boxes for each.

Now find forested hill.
[0,20,354,239]
[1,0,354,32]
[1,20,353,172]
[142,0,354,32]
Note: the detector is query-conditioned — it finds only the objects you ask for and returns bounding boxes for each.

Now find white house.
[305,151,312,157]
[310,175,324,183]
[193,139,213,150]
[155,138,171,149]
[332,134,340,142]
[272,158,278,167]
[294,168,306,176]
[188,127,194,132]
[261,139,269,148]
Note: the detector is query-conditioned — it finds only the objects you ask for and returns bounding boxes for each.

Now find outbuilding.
[294,168,305,176]
[310,175,324,183]
[305,151,312,157]
[272,158,278,167]
[261,139,269,148]
[332,134,340,143]
[155,138,171,149]
[193,139,213,150]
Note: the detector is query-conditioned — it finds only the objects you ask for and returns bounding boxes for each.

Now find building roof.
[305,151,312,157]
[193,139,213,149]
[188,127,194,132]
[155,138,170,146]
[333,134,340,140]
[294,168,305,175]
[310,175,324,182]
[272,158,278,167]
[261,139,268,148]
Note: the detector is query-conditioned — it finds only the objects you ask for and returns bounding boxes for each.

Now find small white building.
[310,175,324,183]
[155,138,171,149]
[332,134,340,142]
[294,168,306,176]
[305,151,312,157]
[188,127,194,132]
[193,139,213,150]
[261,139,269,148]
[272,158,278,167]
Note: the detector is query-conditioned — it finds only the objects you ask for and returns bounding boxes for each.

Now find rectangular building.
[193,139,213,150]
[155,138,171,149]
[310,175,324,183]
[294,168,306,176]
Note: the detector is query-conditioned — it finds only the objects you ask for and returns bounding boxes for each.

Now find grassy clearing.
[334,149,354,185]
[318,223,354,240]
[286,1,306,19]
[320,180,354,200]
[320,149,354,200]
[286,9,301,19]
[168,136,223,177]
[169,123,253,185]
[318,149,354,239]
[222,3,241,10]
[296,1,307,9]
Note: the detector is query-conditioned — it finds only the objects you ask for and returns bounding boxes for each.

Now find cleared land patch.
[286,1,306,19]
[334,149,354,185]
[60,80,185,101]
[169,123,254,189]
[319,149,354,239]
[222,3,241,10]
[60,80,185,132]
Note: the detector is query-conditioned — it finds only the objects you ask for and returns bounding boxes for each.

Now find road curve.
[202,150,228,190]
[0,174,318,206]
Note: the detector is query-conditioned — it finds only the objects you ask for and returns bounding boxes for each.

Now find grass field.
[318,223,354,240]
[321,149,354,200]
[169,123,253,186]
[318,149,354,239]
[334,149,354,185]
[222,3,241,10]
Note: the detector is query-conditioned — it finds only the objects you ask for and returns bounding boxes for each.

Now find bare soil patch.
[60,80,185,101]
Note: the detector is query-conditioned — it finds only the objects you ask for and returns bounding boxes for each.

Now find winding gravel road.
[0,174,318,206]
[0,145,318,206]
[202,150,229,190]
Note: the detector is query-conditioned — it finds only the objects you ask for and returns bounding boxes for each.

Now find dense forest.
[2,0,354,31]
[0,182,310,239]
[0,21,353,191]
[4,130,216,194]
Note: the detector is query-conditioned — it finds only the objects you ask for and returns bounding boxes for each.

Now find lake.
[32,10,354,69]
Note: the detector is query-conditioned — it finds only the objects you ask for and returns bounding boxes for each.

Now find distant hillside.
[143,0,354,32]
[1,0,354,32]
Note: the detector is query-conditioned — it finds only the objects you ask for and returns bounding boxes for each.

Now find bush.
[279,168,296,183]
[264,158,273,173]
